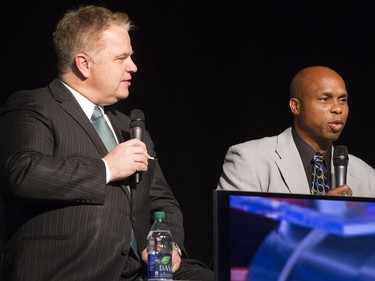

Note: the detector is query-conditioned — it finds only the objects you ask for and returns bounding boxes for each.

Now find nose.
[331,99,343,114]
[126,57,138,73]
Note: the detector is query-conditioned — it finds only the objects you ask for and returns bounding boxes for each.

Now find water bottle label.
[147,252,172,279]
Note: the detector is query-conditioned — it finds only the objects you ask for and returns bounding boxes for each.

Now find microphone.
[129,109,145,184]
[333,145,349,187]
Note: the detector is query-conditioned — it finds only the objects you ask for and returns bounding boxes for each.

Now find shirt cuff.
[101,158,111,184]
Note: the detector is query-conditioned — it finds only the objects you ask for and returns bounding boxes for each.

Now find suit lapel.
[48,79,109,157]
[275,128,311,194]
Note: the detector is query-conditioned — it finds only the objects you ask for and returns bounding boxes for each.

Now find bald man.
[217,66,375,197]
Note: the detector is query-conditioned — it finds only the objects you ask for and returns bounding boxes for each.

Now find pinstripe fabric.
[0,79,184,281]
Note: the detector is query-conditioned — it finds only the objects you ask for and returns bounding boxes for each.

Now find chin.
[115,93,129,101]
[329,134,341,142]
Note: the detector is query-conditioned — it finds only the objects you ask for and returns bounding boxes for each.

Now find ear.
[289,97,300,115]
[75,53,91,79]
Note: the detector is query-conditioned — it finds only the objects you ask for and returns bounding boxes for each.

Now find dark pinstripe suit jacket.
[0,79,185,281]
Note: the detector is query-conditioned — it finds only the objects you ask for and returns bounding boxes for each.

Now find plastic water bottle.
[147,211,173,280]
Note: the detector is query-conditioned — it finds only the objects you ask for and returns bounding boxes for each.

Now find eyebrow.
[319,92,348,97]
[114,51,132,59]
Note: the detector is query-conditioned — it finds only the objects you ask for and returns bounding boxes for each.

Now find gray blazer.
[218,127,375,197]
[0,79,185,281]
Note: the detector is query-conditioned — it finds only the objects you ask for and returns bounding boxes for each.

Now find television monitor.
[213,189,375,281]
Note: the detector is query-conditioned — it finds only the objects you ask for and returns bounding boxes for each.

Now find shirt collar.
[61,81,97,119]
[292,127,332,168]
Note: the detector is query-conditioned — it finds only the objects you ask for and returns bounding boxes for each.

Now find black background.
[2,0,375,266]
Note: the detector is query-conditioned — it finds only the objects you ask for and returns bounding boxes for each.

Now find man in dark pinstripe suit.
[0,5,213,281]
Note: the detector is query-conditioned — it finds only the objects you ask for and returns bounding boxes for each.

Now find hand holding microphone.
[103,109,148,183]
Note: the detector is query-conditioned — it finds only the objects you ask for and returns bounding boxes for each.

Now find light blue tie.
[90,106,140,259]
[91,106,117,152]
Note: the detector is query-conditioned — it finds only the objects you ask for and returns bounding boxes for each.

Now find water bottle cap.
[153,211,165,219]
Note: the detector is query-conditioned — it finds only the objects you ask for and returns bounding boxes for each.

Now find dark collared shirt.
[292,127,332,188]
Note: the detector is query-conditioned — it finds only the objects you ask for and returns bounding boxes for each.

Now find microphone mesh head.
[333,145,348,167]
[130,109,145,120]
[129,109,145,129]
